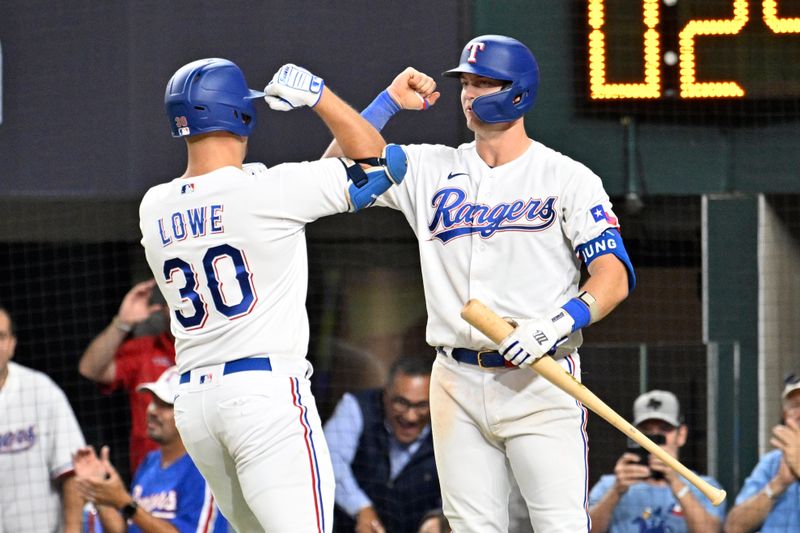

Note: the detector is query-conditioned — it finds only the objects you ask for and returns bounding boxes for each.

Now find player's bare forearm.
[322,138,344,159]
[322,67,439,160]
[581,254,630,322]
[314,87,385,161]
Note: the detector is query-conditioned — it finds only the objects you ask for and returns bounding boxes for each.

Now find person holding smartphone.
[588,390,725,532]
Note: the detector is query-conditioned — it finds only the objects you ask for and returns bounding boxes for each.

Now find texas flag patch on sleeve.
[590,204,618,226]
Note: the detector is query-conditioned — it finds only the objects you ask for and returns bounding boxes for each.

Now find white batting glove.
[264,63,325,111]
[498,310,575,368]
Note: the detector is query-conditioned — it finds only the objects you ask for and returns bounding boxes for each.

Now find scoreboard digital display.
[582,0,800,118]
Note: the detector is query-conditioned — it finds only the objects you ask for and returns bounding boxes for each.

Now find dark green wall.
[473,0,800,196]
[705,195,760,496]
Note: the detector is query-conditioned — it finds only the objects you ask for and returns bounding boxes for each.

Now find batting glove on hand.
[498,309,575,368]
[264,63,325,111]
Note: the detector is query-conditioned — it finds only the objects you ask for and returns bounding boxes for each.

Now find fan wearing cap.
[588,390,725,532]
[725,375,800,533]
[71,367,228,532]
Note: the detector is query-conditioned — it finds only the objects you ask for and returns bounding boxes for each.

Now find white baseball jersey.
[139,158,350,374]
[0,361,86,533]
[140,158,348,533]
[377,139,620,531]
[376,139,619,352]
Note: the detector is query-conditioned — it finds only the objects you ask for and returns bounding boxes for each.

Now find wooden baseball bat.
[460,299,726,506]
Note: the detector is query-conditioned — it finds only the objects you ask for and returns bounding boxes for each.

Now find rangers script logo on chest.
[427,187,558,243]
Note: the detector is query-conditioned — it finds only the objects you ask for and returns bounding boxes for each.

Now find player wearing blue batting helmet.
[165,58,266,138]
[443,35,539,124]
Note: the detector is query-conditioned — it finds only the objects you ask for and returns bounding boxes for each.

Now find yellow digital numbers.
[588,0,800,100]
[679,0,749,98]
[589,0,661,99]
[763,0,800,34]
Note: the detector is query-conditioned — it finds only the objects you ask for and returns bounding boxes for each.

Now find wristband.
[361,90,401,131]
[112,316,133,333]
[561,290,598,332]
[675,485,690,500]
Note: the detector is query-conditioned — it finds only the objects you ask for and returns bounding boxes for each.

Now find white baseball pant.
[174,358,333,533]
[430,352,590,532]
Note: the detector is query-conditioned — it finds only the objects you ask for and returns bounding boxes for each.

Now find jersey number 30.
[163,244,256,330]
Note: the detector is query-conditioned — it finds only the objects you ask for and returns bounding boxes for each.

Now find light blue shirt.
[323,392,431,518]
[589,474,725,532]
[734,449,800,532]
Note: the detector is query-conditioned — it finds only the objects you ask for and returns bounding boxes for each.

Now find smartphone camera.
[626,434,666,479]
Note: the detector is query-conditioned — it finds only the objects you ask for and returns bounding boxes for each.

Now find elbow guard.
[576,228,636,293]
[344,144,408,212]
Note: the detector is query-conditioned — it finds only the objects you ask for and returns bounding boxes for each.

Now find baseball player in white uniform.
[138,58,406,532]
[0,306,86,533]
[324,35,636,531]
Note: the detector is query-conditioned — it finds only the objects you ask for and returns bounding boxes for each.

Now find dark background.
[1,0,798,510]
[0,0,467,196]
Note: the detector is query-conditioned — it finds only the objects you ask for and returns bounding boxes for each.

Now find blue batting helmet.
[165,58,266,138]
[444,35,539,124]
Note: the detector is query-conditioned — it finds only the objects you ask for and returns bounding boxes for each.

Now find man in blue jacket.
[325,355,440,533]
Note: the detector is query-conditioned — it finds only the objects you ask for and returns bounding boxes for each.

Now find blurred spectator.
[73,366,228,532]
[724,374,800,533]
[0,305,86,532]
[325,355,439,533]
[417,509,451,533]
[78,280,175,472]
[588,390,725,532]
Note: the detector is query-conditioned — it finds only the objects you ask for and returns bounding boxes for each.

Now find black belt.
[179,357,272,384]
[448,348,515,368]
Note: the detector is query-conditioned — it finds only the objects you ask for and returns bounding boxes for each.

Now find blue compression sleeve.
[361,90,401,131]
